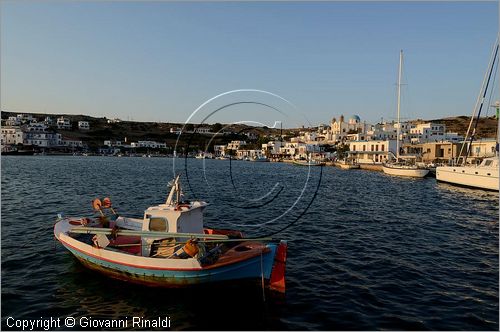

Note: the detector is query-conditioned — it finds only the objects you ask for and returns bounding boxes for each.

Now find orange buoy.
[92,198,102,211]
[182,239,199,257]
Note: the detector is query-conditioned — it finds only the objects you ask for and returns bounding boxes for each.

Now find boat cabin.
[142,202,207,234]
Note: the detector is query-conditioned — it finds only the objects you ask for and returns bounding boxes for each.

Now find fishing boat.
[250,156,269,162]
[436,42,499,191]
[293,159,325,166]
[195,153,206,159]
[382,50,429,178]
[54,176,287,292]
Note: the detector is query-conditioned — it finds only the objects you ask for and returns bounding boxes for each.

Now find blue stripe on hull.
[65,244,277,286]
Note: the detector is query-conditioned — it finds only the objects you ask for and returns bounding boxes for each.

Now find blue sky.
[1,1,498,127]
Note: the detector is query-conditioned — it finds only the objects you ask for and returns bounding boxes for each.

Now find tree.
[212,123,223,133]
[336,144,350,159]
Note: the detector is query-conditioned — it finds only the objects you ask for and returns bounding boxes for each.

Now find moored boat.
[382,50,429,178]
[250,156,269,162]
[436,157,499,191]
[54,176,287,292]
[292,159,325,166]
[335,160,360,169]
[436,42,499,191]
[382,162,429,178]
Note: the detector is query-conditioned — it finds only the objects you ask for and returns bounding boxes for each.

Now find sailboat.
[382,50,430,178]
[436,42,499,191]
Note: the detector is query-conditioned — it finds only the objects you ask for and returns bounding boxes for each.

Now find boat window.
[149,217,168,232]
[484,160,492,166]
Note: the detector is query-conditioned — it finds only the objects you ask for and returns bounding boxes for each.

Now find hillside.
[2,112,498,148]
[0,111,284,150]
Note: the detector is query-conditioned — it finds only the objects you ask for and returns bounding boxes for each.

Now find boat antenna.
[166,174,180,205]
[462,42,499,165]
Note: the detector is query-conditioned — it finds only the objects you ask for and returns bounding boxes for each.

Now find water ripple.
[1,156,498,330]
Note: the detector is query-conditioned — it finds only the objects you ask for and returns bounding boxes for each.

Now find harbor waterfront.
[1,156,498,330]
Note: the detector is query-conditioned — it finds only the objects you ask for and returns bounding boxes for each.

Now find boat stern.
[269,240,288,293]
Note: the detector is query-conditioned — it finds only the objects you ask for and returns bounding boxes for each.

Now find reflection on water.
[1,156,498,330]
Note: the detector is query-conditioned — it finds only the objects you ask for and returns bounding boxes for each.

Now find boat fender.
[269,240,288,293]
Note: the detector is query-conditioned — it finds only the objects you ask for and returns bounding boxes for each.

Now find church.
[320,114,367,143]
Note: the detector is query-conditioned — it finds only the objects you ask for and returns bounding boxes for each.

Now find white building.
[25,122,49,132]
[227,140,246,150]
[469,139,497,158]
[196,127,211,134]
[104,140,123,147]
[291,131,318,144]
[78,121,90,130]
[170,127,182,134]
[279,142,301,157]
[409,122,446,143]
[348,140,397,164]
[367,122,398,141]
[57,117,71,130]
[262,140,284,156]
[5,116,20,126]
[17,114,35,123]
[444,132,462,142]
[61,138,83,148]
[236,149,263,159]
[294,143,322,159]
[214,145,228,157]
[135,141,167,148]
[1,127,24,146]
[24,131,62,147]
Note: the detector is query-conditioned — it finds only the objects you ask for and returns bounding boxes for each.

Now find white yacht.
[436,42,499,191]
[436,157,498,191]
[383,162,430,178]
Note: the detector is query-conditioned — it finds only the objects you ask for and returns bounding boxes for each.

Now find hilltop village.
[1,111,497,164]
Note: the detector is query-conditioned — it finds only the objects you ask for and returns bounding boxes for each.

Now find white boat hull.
[382,165,429,178]
[435,166,499,191]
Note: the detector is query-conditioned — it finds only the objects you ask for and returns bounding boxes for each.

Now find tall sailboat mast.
[396,50,403,161]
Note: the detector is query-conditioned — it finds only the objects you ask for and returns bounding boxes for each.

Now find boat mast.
[495,101,500,157]
[462,42,499,165]
[396,50,403,161]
